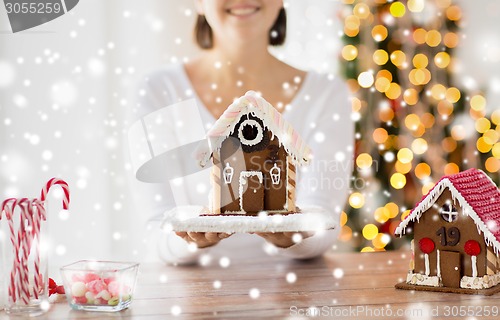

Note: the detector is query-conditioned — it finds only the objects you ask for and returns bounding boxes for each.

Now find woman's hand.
[255,232,315,248]
[175,232,232,249]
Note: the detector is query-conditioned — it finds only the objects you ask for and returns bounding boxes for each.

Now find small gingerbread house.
[395,168,500,293]
[200,91,311,215]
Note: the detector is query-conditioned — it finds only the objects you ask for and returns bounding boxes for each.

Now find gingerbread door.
[440,251,461,287]
[239,171,264,213]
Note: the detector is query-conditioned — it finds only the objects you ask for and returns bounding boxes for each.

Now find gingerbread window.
[440,203,457,222]
[238,119,264,146]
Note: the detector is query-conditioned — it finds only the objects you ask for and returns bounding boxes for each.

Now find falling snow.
[249,288,260,299]
[219,257,231,268]
[171,305,182,316]
[333,268,344,279]
[286,272,297,283]
[213,280,222,289]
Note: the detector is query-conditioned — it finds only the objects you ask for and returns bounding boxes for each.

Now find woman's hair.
[195,7,287,49]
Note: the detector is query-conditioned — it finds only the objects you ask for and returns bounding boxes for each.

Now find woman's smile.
[225,4,261,18]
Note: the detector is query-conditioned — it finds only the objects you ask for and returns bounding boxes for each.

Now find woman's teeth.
[227,7,259,16]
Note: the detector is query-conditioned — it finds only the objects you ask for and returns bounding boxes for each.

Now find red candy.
[56,285,65,294]
[465,240,481,256]
[74,296,87,304]
[69,273,131,306]
[48,278,65,296]
[83,273,101,283]
[419,237,435,254]
[104,277,115,286]
[86,279,105,294]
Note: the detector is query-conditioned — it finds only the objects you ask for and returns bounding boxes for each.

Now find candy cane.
[21,201,38,300]
[31,199,46,297]
[2,198,34,305]
[16,199,31,305]
[2,198,18,302]
[38,178,70,296]
[6,198,29,304]
[40,178,70,209]
[1,178,70,306]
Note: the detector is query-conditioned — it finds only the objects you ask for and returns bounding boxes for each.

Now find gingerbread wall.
[217,130,288,213]
[414,188,487,279]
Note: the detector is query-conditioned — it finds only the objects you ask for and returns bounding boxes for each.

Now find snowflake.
[55,244,66,256]
[171,305,182,316]
[213,280,222,289]
[286,272,297,283]
[219,257,230,268]
[332,268,344,279]
[314,132,325,143]
[249,288,260,299]
[159,274,168,283]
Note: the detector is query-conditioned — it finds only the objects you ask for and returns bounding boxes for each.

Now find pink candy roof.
[395,168,500,253]
[200,91,312,167]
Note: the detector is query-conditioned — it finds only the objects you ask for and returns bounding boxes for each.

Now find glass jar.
[0,198,49,316]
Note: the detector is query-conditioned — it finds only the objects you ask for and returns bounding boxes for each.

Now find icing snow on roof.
[395,168,500,253]
[200,91,312,167]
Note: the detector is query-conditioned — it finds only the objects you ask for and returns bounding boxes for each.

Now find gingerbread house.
[200,91,311,215]
[395,168,500,293]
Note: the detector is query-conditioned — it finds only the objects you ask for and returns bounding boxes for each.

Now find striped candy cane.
[40,178,70,209]
[1,198,19,303]
[31,199,46,297]
[1,178,70,307]
[38,178,70,297]
[16,200,31,305]
[3,198,29,304]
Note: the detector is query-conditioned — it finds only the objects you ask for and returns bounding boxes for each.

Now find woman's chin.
[220,30,268,47]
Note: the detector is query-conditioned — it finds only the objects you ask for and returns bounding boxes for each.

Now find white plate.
[161,205,337,233]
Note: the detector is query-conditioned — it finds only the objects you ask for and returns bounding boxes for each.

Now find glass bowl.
[60,260,139,312]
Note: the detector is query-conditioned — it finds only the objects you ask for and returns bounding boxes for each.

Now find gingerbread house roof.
[395,168,500,253]
[200,91,312,167]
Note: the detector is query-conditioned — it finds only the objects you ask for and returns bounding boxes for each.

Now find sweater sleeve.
[278,76,353,259]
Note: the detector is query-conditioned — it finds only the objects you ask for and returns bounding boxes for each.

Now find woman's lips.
[226,6,260,17]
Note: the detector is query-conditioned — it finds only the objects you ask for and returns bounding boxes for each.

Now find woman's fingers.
[205,232,221,242]
[187,232,207,243]
[218,232,232,239]
[283,231,315,240]
[174,232,232,249]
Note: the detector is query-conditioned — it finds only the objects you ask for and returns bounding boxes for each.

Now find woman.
[132,0,353,264]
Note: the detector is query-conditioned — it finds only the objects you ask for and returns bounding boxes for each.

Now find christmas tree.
[338,0,499,252]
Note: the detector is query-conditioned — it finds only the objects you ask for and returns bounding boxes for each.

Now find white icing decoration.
[440,202,457,222]
[223,163,234,184]
[238,171,263,211]
[221,210,247,215]
[270,163,281,185]
[238,119,264,146]
[285,160,289,211]
[424,253,430,276]
[406,272,440,287]
[437,249,441,278]
[460,273,500,289]
[472,255,478,278]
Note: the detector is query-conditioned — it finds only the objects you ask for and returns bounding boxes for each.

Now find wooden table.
[2,249,500,319]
